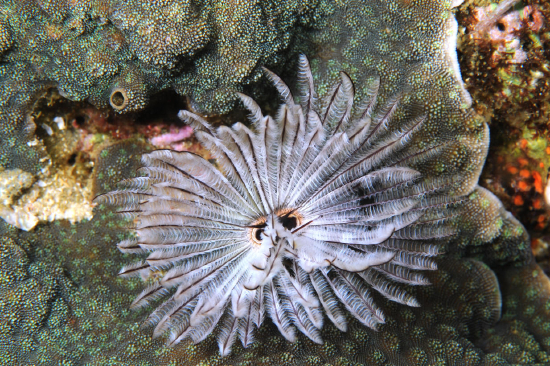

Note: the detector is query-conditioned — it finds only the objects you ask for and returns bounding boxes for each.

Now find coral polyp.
[96,56,460,355]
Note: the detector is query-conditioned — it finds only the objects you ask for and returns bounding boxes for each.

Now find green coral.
[0,16,13,56]
[1,0,329,113]
[307,0,487,197]
[0,236,73,365]
[0,63,49,174]
[0,0,331,172]
[110,1,211,70]
[0,0,549,365]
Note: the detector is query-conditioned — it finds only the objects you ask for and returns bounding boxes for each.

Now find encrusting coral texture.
[0,0,549,365]
[0,0,331,174]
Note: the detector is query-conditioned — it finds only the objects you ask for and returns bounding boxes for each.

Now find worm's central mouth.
[248,209,303,246]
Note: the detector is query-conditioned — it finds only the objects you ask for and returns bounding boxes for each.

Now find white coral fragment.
[0,168,93,231]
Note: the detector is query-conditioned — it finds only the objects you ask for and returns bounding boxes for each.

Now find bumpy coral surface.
[0,0,330,173]
[1,0,327,113]
[0,0,548,365]
[0,63,50,174]
[0,236,74,365]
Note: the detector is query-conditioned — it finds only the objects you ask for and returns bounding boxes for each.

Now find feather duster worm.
[95,55,458,356]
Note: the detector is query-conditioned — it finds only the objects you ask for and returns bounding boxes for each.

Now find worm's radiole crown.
[95,55,455,356]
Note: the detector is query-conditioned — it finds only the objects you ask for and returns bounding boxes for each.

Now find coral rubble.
[457,0,550,242]
[1,168,93,231]
[0,168,36,230]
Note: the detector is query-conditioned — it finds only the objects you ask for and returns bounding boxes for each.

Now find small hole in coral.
[496,22,505,31]
[74,115,85,127]
[68,153,77,166]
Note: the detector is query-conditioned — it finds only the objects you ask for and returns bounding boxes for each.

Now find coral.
[0,236,74,365]
[471,0,521,34]
[0,63,50,174]
[0,0,331,173]
[472,2,528,64]
[0,168,38,231]
[7,168,94,230]
[306,0,488,198]
[480,135,550,237]
[0,184,535,365]
[91,139,151,195]
[110,0,211,70]
[0,0,548,365]
[0,168,35,206]
[455,0,550,284]
[107,68,151,113]
[480,263,550,364]
[0,16,13,56]
[0,104,95,231]
[0,0,329,114]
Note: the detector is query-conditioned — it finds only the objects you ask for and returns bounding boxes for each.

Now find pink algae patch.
[149,125,194,151]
